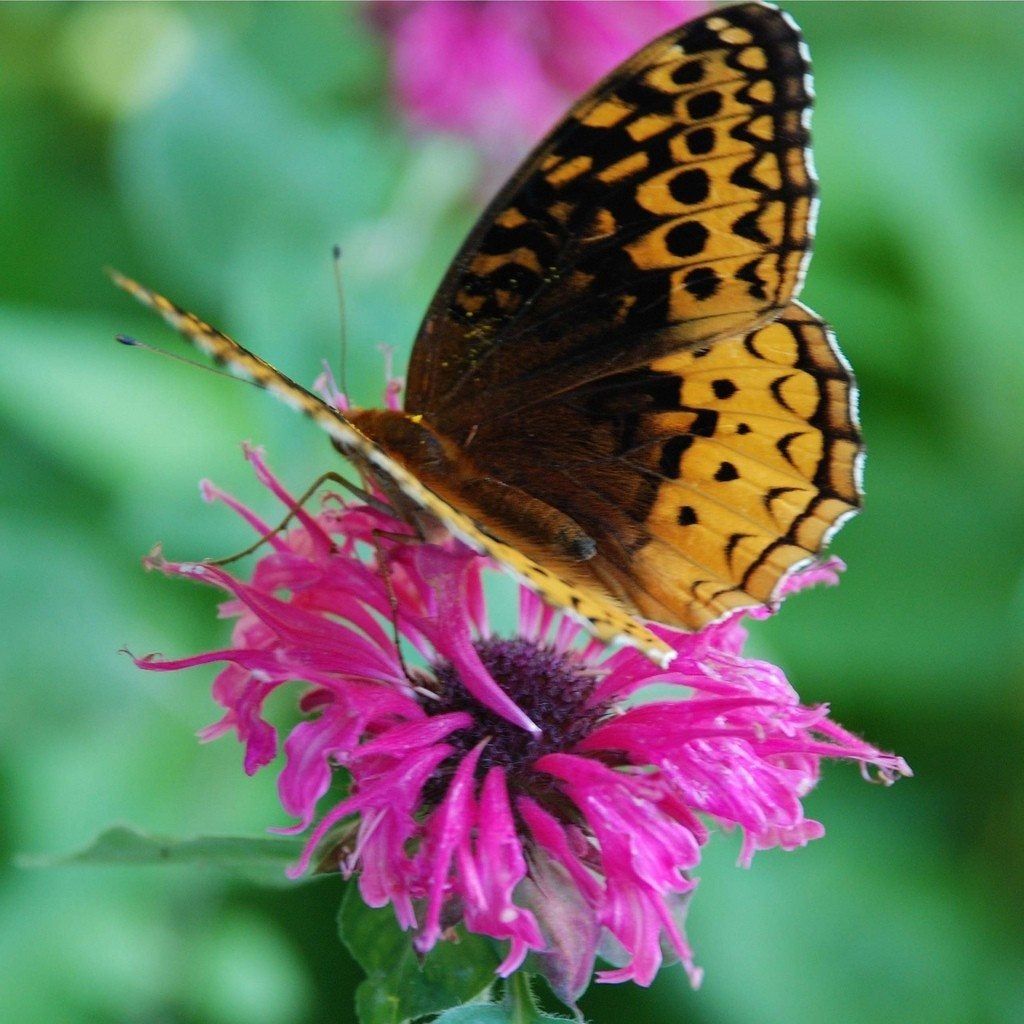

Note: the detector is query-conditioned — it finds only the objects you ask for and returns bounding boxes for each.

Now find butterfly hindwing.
[615,301,861,626]
[407,2,817,434]
[427,300,861,631]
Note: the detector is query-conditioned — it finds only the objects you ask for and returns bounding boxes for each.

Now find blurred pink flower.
[371,1,708,169]
[138,445,908,1001]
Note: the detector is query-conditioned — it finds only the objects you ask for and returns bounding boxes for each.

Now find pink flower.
[371,1,707,171]
[138,446,909,1002]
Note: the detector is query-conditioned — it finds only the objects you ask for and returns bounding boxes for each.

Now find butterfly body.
[112,3,861,666]
[346,407,600,565]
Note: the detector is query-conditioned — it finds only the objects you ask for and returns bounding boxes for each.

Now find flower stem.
[505,971,542,1024]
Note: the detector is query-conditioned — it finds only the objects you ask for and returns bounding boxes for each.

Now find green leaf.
[431,1008,512,1024]
[502,972,574,1024]
[24,824,308,887]
[338,884,499,1024]
[429,976,576,1023]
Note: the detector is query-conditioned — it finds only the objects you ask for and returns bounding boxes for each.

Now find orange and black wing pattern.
[404,3,861,630]
[407,2,819,436]
[569,302,860,628]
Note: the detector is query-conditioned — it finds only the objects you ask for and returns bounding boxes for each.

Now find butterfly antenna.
[332,244,350,404]
[115,334,264,390]
[107,268,390,467]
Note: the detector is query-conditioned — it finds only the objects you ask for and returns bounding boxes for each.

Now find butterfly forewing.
[407,2,818,432]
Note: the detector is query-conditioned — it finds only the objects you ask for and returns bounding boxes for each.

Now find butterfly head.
[344,408,462,482]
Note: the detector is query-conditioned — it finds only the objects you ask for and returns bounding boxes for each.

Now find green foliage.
[338,885,498,1024]
[1,3,1022,1024]
[433,971,572,1024]
[27,825,308,887]
[432,1010,516,1024]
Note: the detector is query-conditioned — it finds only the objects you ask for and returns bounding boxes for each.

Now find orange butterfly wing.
[407,2,818,431]
[402,3,858,629]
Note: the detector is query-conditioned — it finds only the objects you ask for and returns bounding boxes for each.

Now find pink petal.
[415,742,486,953]
[458,768,544,975]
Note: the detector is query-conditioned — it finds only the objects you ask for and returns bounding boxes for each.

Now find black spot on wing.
[685,126,715,155]
[678,505,698,526]
[669,168,711,205]
[665,220,709,258]
[686,90,723,120]
[683,266,720,301]
[671,59,705,85]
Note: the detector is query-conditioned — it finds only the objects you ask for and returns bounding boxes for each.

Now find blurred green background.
[2,2,1022,1022]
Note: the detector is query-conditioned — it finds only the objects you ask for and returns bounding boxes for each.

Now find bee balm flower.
[138,446,909,1002]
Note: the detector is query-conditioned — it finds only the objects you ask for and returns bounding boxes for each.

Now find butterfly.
[111,2,861,669]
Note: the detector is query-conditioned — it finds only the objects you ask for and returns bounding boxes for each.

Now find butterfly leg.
[368,527,421,693]
[209,471,392,566]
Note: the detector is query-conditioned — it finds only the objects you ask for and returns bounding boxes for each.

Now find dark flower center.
[422,637,606,798]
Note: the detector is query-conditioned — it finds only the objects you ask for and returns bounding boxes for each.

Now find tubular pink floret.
[242,445,333,551]
[416,741,487,952]
[412,545,540,734]
[458,768,545,974]
[140,447,909,997]
[200,477,285,548]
